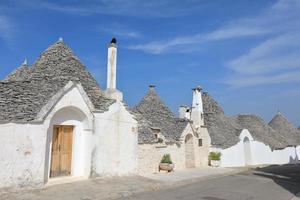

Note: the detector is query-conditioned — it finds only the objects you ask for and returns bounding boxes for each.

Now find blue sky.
[0,0,300,126]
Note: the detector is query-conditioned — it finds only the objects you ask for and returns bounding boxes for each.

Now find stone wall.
[137,143,185,174]
[137,125,211,174]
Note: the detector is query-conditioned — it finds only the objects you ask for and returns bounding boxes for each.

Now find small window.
[198,139,203,147]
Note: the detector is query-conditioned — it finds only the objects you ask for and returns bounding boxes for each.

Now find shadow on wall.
[253,164,300,197]
[289,147,300,164]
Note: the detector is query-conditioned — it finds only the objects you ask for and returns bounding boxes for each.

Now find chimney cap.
[179,105,189,108]
[111,37,117,44]
[192,85,202,91]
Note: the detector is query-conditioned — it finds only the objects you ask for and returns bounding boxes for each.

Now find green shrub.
[209,152,221,161]
[161,154,173,164]
[157,138,164,143]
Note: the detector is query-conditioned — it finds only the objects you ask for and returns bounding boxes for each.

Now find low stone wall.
[137,143,185,174]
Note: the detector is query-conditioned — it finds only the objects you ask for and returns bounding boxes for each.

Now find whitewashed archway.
[45,106,91,182]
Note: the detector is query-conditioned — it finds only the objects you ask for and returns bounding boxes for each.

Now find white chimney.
[179,105,190,119]
[105,38,123,101]
[191,86,204,127]
[107,38,117,90]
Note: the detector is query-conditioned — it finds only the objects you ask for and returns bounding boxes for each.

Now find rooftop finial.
[58,37,63,42]
[277,109,282,115]
[22,58,28,65]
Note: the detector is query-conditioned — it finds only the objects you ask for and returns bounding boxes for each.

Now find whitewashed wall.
[214,129,300,167]
[297,146,300,160]
[93,101,138,176]
[0,84,94,188]
[0,123,46,188]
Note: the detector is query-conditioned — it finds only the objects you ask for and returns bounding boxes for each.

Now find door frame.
[49,125,75,179]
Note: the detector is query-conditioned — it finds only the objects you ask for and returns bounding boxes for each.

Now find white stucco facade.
[0,82,138,189]
[0,123,46,188]
[92,101,138,176]
[211,129,300,167]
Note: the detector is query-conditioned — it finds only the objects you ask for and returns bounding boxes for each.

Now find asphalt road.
[121,164,300,200]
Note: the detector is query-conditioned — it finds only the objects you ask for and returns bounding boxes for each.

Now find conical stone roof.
[27,40,115,110]
[269,112,300,146]
[0,40,114,122]
[202,92,242,148]
[235,114,286,149]
[133,86,189,143]
[202,92,290,149]
[4,62,30,82]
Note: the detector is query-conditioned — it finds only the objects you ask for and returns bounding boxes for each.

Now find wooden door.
[50,125,73,177]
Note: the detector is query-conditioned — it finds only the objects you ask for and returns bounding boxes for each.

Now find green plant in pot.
[159,154,174,172]
[209,152,221,167]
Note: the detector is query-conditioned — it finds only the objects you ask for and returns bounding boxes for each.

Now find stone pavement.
[121,165,300,200]
[143,166,246,183]
[0,167,246,200]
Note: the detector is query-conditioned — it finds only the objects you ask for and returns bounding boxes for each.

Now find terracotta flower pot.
[210,160,220,167]
[159,163,174,172]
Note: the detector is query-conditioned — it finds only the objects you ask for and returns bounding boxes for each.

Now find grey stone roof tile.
[202,92,296,149]
[4,63,30,82]
[0,40,115,122]
[268,112,300,146]
[202,92,242,148]
[235,114,286,149]
[133,86,189,143]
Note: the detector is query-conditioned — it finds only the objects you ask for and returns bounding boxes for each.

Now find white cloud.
[225,71,300,89]
[127,0,300,88]
[17,0,206,18]
[128,24,270,54]
[228,33,300,75]
[98,23,142,39]
[129,0,300,54]
[0,15,14,42]
[222,0,300,88]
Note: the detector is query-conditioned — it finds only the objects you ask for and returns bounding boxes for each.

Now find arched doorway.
[185,134,195,168]
[243,137,252,166]
[45,106,90,181]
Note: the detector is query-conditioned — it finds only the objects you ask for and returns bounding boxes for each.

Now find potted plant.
[159,154,174,172]
[209,152,221,167]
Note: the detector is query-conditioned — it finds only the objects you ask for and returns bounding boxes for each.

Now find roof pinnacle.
[149,84,156,91]
[22,58,28,65]
[277,109,282,115]
[58,37,64,42]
